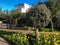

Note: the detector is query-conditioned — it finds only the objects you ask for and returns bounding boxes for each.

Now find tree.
[57,0,60,3]
[45,0,60,31]
[3,10,9,28]
[9,9,21,27]
[27,3,51,27]
[27,3,51,39]
[0,8,7,21]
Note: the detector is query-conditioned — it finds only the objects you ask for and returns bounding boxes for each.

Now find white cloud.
[21,3,31,13]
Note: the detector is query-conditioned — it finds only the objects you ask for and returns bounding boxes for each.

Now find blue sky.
[0,0,46,11]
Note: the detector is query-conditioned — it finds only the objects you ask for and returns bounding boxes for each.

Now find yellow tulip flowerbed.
[27,33,60,45]
[0,30,60,45]
[0,30,29,45]
[38,34,60,45]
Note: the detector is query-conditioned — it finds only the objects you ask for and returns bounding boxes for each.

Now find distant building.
[16,3,31,13]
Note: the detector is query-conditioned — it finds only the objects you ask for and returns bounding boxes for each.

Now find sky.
[0,0,46,11]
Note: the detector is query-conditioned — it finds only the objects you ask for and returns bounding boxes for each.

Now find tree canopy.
[26,3,51,28]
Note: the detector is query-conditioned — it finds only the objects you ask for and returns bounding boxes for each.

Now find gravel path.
[0,37,9,45]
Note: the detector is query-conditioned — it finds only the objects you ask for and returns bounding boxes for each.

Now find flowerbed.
[0,30,29,45]
[0,30,60,45]
[27,33,60,45]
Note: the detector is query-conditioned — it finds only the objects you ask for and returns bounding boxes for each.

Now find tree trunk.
[10,20,12,29]
[51,19,54,31]
[15,19,18,26]
[35,27,39,39]
[35,27,39,45]
[13,19,15,27]
[6,18,8,29]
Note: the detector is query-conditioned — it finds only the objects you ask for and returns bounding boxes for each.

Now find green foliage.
[0,30,29,45]
[39,28,52,32]
[0,11,6,19]
[9,9,21,19]
[39,27,60,32]
[46,0,60,17]
[45,0,60,30]
[0,30,60,45]
[28,33,60,45]
[38,34,60,45]
[27,3,51,28]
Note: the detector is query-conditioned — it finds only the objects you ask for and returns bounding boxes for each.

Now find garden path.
[0,37,10,45]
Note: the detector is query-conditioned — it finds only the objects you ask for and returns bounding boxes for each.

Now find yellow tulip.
[54,42,58,45]
[55,32,58,35]
[54,38,56,41]
[45,39,47,42]
[48,40,50,44]
[56,40,60,43]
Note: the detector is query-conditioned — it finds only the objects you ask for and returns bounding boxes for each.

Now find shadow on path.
[0,37,14,45]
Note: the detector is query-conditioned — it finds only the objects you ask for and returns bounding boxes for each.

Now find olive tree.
[27,3,51,39]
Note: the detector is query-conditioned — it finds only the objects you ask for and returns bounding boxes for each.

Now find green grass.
[39,27,60,32]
